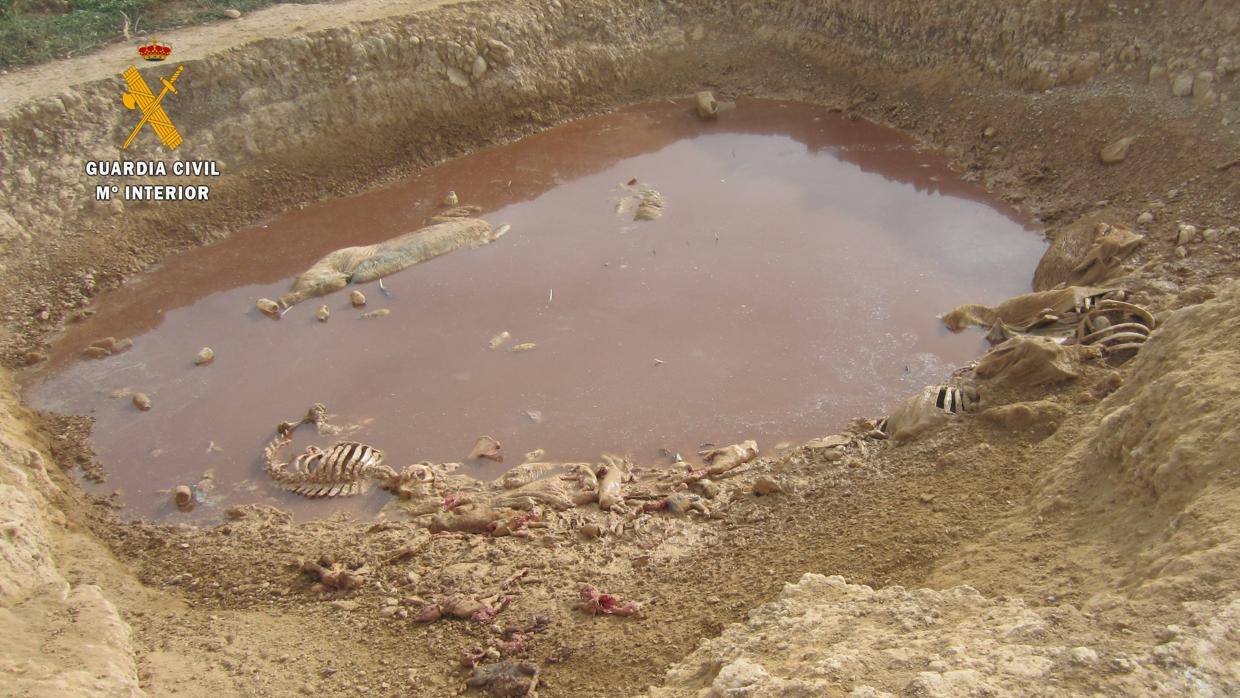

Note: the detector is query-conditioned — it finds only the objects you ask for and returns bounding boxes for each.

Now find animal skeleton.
[1073,299,1155,358]
[262,404,397,497]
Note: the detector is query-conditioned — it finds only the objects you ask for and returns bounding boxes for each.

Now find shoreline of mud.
[2,1,1239,696]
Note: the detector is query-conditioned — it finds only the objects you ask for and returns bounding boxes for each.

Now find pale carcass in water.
[276,218,507,309]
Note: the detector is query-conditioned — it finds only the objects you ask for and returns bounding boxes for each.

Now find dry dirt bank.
[1,0,1239,696]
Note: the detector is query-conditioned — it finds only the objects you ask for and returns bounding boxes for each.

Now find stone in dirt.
[132,393,151,411]
[222,8,241,19]
[1099,136,1136,164]
[350,290,366,307]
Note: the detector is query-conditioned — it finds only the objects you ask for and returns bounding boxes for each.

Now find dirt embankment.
[1,0,1239,696]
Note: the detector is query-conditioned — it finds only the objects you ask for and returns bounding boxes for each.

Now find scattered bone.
[132,393,152,411]
[256,298,282,319]
[510,343,537,353]
[465,661,541,697]
[316,305,330,322]
[109,387,132,399]
[523,449,545,463]
[442,190,459,207]
[698,440,759,477]
[360,308,390,319]
[524,410,542,423]
[469,435,504,462]
[194,347,215,365]
[576,583,641,617]
[489,331,511,349]
[350,290,366,307]
[205,441,223,454]
[172,485,194,511]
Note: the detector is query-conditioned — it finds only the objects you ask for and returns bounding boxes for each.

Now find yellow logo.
[121,64,184,150]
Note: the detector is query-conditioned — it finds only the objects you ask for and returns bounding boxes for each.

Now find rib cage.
[1075,299,1155,360]
[263,404,395,497]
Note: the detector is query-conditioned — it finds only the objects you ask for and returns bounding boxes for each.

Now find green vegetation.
[0,0,313,69]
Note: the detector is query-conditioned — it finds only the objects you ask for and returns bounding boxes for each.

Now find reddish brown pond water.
[24,98,1045,521]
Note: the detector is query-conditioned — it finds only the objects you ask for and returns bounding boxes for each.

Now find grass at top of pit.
[0,0,325,68]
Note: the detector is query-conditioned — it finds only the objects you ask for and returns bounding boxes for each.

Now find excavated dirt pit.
[23,98,1043,520]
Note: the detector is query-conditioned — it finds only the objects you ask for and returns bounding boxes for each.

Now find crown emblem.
[137,38,172,62]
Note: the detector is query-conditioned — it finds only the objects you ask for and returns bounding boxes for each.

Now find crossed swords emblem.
[121,64,184,150]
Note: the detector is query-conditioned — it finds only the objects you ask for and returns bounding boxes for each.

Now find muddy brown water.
[24,98,1045,521]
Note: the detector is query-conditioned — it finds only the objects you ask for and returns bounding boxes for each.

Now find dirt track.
[2,1,1239,696]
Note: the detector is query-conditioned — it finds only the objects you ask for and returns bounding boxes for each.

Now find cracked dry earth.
[2,1,1240,697]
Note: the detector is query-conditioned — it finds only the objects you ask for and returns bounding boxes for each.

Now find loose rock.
[442,190,459,207]
[133,393,152,411]
[195,347,215,366]
[1099,136,1135,164]
[350,290,366,307]
[316,305,330,322]
[1136,211,1154,225]
[222,8,241,19]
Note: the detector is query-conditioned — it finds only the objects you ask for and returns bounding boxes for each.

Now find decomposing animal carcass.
[416,594,511,623]
[1065,223,1144,287]
[595,455,630,511]
[263,404,397,497]
[974,336,1101,387]
[943,286,1121,339]
[575,583,641,617]
[300,556,369,593]
[880,385,979,442]
[693,90,737,120]
[614,179,664,221]
[465,661,541,697]
[696,440,759,477]
[1033,220,1144,290]
[275,218,507,309]
[641,491,710,516]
